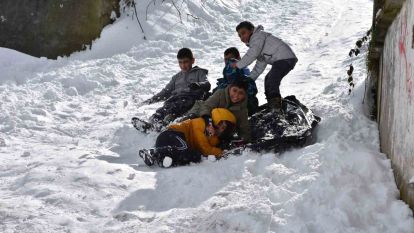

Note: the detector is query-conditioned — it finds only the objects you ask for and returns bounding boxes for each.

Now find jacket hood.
[187,66,208,74]
[247,25,264,46]
[211,108,236,126]
[254,25,264,33]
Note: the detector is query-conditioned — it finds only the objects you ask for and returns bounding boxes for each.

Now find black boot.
[267,96,283,113]
[153,148,173,168]
[139,148,156,166]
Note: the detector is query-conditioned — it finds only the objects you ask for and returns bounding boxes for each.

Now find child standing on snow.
[185,79,251,143]
[139,108,236,168]
[231,21,298,113]
[213,47,259,115]
[139,48,211,127]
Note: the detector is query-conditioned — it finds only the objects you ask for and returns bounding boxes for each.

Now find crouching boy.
[139,108,236,168]
[232,21,298,112]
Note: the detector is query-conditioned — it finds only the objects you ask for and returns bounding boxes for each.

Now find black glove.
[188,82,201,90]
[202,115,213,136]
[139,98,153,106]
[201,115,212,126]
[222,147,243,159]
[230,139,246,148]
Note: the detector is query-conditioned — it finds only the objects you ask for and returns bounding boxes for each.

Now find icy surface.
[1,0,413,232]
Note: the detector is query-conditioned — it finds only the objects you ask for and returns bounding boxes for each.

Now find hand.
[230,62,238,69]
[230,139,245,148]
[206,124,215,136]
[188,82,201,90]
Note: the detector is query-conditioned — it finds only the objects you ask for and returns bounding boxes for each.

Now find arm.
[189,80,211,92]
[237,108,251,142]
[192,119,222,156]
[236,34,266,69]
[248,60,267,81]
[199,90,222,117]
[148,74,177,103]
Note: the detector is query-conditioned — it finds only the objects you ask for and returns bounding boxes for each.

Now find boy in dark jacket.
[231,21,298,113]
[213,47,259,115]
[140,48,211,127]
[139,108,236,168]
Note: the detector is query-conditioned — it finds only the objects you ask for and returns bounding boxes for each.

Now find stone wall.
[0,0,120,59]
[370,0,414,210]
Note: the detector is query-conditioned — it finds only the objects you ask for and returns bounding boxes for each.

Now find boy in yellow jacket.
[139,108,236,168]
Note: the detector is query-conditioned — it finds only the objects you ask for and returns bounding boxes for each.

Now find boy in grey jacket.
[231,21,298,112]
[141,48,210,126]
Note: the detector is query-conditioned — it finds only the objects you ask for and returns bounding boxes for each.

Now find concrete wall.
[0,0,120,59]
[378,0,414,209]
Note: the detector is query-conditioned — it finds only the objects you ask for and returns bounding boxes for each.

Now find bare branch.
[132,0,146,40]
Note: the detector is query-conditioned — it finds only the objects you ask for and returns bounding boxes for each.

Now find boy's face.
[224,53,240,64]
[237,28,253,44]
[229,86,247,104]
[178,58,195,72]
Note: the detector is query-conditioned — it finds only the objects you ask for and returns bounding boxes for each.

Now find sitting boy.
[139,108,236,168]
[231,21,298,113]
[214,47,259,115]
[185,79,251,143]
[140,48,210,128]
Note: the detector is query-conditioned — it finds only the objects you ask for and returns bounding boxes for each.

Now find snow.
[1,0,413,232]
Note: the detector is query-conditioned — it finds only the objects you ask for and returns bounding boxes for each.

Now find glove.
[230,139,246,148]
[202,115,212,126]
[221,147,243,159]
[202,115,213,136]
[188,82,201,90]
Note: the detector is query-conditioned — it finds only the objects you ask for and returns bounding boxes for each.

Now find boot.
[267,96,283,113]
[139,148,156,166]
[153,147,174,168]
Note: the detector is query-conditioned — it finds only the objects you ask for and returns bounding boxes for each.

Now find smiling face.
[229,86,247,104]
[178,58,194,72]
[237,28,253,44]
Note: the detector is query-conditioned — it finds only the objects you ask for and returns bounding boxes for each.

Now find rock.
[0,0,121,59]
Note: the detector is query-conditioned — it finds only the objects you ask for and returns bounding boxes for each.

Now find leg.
[152,96,196,125]
[155,130,202,167]
[264,59,297,110]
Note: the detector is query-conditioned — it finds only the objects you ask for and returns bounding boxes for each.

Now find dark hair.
[224,47,240,59]
[229,78,248,92]
[218,120,236,140]
[177,48,194,60]
[236,21,254,32]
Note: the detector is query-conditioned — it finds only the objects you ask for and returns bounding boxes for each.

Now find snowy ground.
[1,0,413,232]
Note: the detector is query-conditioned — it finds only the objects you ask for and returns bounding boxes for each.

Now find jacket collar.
[247,25,264,47]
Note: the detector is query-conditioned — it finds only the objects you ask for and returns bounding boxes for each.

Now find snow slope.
[1,0,413,232]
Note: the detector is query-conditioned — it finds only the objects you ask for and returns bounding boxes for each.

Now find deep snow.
[1,0,413,232]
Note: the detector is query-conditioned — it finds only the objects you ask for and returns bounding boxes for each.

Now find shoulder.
[172,71,183,79]
[190,118,206,130]
[191,66,208,75]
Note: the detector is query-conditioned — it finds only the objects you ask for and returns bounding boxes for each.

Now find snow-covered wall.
[0,0,120,59]
[378,0,414,209]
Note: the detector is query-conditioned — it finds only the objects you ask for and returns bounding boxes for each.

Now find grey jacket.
[150,66,210,102]
[188,86,251,142]
[236,25,297,80]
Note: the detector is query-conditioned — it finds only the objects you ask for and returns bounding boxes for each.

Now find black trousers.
[155,130,202,166]
[152,95,197,124]
[264,58,297,99]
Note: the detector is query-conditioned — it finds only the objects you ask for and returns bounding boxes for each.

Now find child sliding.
[139,108,236,168]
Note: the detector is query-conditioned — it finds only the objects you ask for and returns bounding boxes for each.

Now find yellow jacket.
[168,108,236,157]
